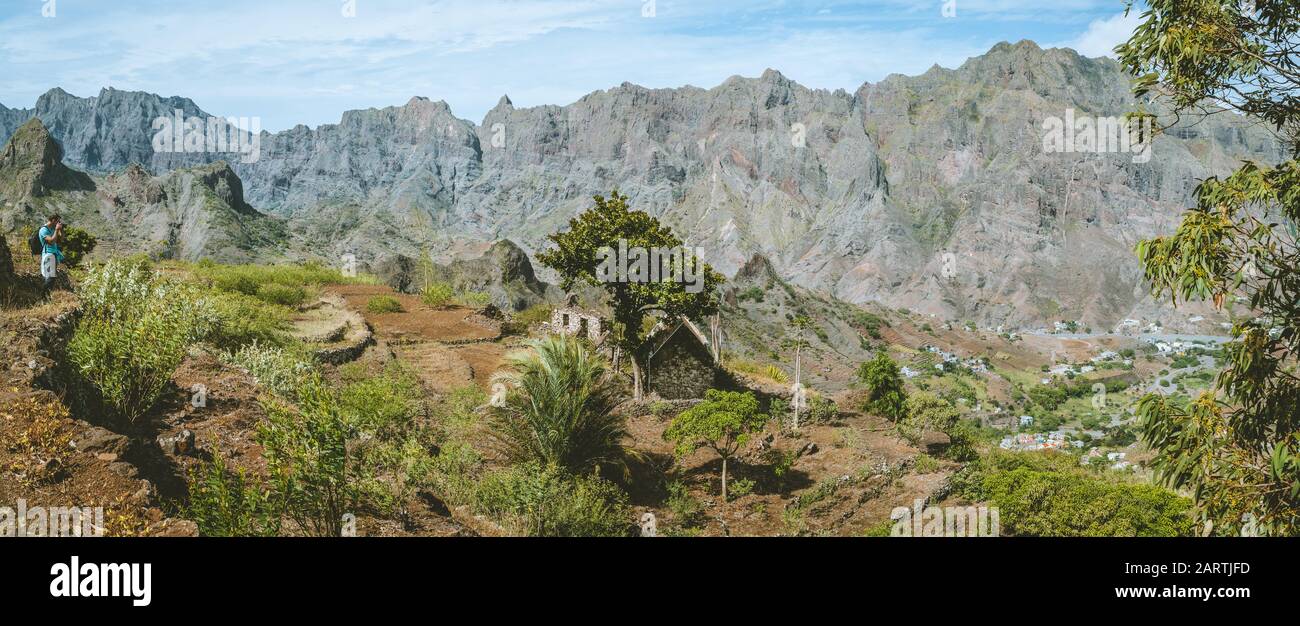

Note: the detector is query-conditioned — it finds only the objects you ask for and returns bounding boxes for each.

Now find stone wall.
[547,306,604,342]
[646,328,717,400]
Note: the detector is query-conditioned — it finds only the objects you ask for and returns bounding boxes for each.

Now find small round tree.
[857,352,907,421]
[663,389,768,502]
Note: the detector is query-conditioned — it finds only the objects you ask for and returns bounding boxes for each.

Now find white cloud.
[0,0,1143,130]
[1064,11,1141,58]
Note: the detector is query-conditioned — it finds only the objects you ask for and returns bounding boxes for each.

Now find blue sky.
[0,0,1145,131]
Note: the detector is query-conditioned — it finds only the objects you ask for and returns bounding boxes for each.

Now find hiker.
[38,214,64,289]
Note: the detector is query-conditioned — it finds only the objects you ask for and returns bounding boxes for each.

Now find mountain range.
[0,40,1287,329]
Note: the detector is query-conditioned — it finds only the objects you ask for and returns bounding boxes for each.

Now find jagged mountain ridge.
[0,119,286,262]
[0,41,1287,329]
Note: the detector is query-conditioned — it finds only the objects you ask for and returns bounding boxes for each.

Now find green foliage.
[857,352,907,421]
[487,335,628,476]
[257,375,360,537]
[763,363,789,384]
[255,282,308,307]
[914,454,941,474]
[221,342,317,399]
[503,303,552,335]
[185,452,282,537]
[69,260,214,423]
[805,394,840,425]
[473,462,631,537]
[338,361,424,437]
[204,290,292,350]
[760,448,799,492]
[456,291,491,308]
[535,191,725,392]
[420,282,454,308]
[665,480,705,528]
[954,451,1195,537]
[850,309,887,339]
[945,419,980,462]
[191,260,378,307]
[737,286,766,303]
[366,295,404,314]
[729,478,756,498]
[663,389,768,501]
[58,225,97,267]
[1121,0,1300,534]
[1028,379,1129,412]
[897,392,959,445]
[205,359,431,536]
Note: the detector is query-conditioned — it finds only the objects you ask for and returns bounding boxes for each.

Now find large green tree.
[537,191,724,398]
[1121,0,1300,535]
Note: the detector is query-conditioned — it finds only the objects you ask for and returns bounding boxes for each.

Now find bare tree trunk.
[721,456,728,502]
[793,343,801,430]
[711,313,721,363]
[632,357,644,401]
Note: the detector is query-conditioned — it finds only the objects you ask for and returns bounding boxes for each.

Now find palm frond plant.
[487,335,629,477]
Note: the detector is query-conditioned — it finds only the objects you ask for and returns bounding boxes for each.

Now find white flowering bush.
[220,342,316,399]
[70,260,215,423]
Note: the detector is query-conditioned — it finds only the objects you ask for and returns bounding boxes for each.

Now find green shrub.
[914,453,941,474]
[257,375,362,537]
[737,286,765,303]
[222,342,316,399]
[366,295,404,314]
[205,291,292,350]
[59,226,97,267]
[503,303,553,335]
[473,462,632,537]
[194,261,372,293]
[456,291,491,308]
[945,419,980,462]
[806,394,839,424]
[763,364,790,384]
[649,401,674,419]
[185,452,283,537]
[255,282,308,307]
[897,392,959,445]
[69,261,214,423]
[857,352,907,421]
[729,477,756,498]
[666,480,704,528]
[954,451,1195,536]
[338,362,423,436]
[761,448,799,491]
[420,282,454,308]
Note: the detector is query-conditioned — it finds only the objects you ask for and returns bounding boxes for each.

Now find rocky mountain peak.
[187,161,256,215]
[1,118,63,173]
[0,117,92,200]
